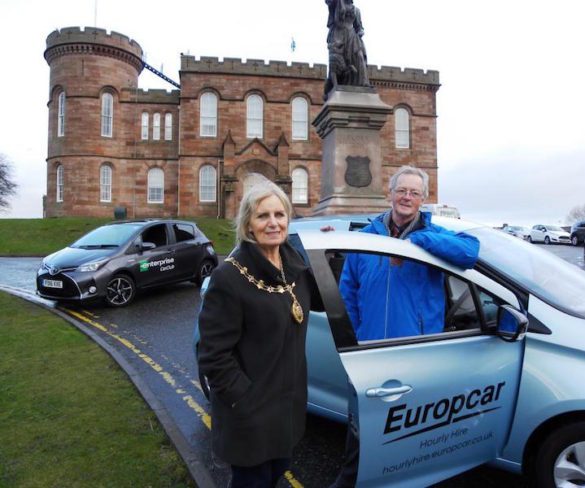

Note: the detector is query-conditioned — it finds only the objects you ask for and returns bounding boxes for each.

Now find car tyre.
[195,259,216,286]
[527,236,532,243]
[544,236,551,245]
[572,235,579,246]
[105,274,136,307]
[532,421,585,488]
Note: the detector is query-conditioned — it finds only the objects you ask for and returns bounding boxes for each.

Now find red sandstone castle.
[44,27,440,219]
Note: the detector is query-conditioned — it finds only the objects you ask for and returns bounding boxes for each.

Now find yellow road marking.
[64,308,303,487]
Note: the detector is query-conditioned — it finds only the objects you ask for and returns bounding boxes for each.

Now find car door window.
[328,250,506,345]
[141,224,168,247]
[173,223,195,243]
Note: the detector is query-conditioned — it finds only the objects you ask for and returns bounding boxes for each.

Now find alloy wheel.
[554,440,585,487]
[106,275,135,306]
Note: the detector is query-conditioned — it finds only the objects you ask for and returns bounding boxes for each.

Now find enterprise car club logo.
[383,382,505,443]
[140,257,175,272]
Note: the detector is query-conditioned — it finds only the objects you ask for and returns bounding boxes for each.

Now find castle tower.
[44,27,144,217]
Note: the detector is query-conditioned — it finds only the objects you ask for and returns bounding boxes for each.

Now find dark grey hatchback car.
[36,219,217,306]
[570,220,585,246]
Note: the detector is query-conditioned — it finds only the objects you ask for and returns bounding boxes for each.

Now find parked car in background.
[528,224,571,245]
[502,225,530,240]
[197,214,585,487]
[37,219,217,306]
[570,220,585,246]
[420,203,460,219]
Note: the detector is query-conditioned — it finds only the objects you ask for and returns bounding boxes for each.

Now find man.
[330,166,480,488]
[340,164,480,339]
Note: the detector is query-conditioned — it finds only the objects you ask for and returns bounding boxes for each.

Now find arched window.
[56,164,64,202]
[57,92,66,137]
[101,93,113,137]
[100,164,112,202]
[147,168,164,203]
[292,167,309,204]
[199,165,217,202]
[395,108,410,149]
[246,94,263,139]
[153,113,161,140]
[141,112,149,140]
[292,97,308,140]
[164,113,173,141]
[200,92,218,137]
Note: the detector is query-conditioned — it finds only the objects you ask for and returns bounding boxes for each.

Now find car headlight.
[77,260,107,272]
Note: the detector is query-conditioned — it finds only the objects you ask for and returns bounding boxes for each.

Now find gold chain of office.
[225,257,304,325]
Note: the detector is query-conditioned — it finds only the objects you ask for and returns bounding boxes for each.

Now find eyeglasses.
[393,188,424,199]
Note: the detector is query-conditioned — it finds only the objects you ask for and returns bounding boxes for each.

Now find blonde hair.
[235,180,293,244]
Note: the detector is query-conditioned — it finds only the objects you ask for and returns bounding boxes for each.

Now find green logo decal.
[139,260,149,272]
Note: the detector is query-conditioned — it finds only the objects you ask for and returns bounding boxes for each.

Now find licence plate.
[43,279,63,289]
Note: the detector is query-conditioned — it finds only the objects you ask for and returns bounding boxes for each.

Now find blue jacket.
[339,212,480,340]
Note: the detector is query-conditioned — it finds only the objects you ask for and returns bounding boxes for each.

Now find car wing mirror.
[496,304,528,342]
[141,242,156,252]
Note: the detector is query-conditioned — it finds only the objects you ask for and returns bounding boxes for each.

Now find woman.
[198,181,322,487]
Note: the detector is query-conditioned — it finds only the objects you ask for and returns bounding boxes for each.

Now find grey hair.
[389,165,429,199]
[235,179,293,244]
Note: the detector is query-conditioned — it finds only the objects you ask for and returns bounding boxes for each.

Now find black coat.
[198,240,322,466]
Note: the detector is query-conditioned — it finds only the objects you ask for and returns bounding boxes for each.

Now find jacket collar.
[371,210,432,236]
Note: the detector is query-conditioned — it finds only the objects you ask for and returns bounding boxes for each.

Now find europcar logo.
[383,381,506,444]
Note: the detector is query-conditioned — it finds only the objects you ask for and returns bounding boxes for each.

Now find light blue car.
[197,215,585,487]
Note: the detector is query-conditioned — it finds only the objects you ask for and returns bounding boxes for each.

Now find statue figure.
[324,0,371,99]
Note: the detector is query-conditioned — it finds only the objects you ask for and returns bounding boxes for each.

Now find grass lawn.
[0,292,195,488]
[0,216,235,256]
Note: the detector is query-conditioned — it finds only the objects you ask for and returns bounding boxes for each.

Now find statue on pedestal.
[324,0,371,99]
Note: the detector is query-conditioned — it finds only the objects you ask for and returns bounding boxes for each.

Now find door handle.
[366,385,412,399]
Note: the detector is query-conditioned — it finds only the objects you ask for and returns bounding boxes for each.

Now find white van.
[421,203,461,219]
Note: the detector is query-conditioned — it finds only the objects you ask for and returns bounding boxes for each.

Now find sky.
[0,0,583,226]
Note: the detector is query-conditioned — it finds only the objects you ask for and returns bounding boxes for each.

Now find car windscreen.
[467,227,585,318]
[71,224,143,248]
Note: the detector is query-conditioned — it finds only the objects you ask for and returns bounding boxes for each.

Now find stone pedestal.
[312,87,393,216]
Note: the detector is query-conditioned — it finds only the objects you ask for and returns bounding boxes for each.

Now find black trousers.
[231,458,290,488]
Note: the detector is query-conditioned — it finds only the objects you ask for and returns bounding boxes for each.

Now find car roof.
[290,213,483,234]
[103,219,197,227]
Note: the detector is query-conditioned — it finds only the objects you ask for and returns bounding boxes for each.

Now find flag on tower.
[291,37,296,52]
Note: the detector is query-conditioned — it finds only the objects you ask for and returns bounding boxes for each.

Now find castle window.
[199,165,217,202]
[292,167,309,204]
[395,108,410,149]
[246,95,263,139]
[57,92,66,137]
[153,113,161,140]
[100,165,112,203]
[101,93,113,137]
[141,112,149,140]
[292,97,308,140]
[147,168,164,204]
[56,164,64,203]
[165,113,173,141]
[200,92,218,137]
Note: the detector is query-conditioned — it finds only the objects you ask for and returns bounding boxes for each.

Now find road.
[1,244,583,487]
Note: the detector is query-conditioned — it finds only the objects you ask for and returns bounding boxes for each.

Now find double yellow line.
[63,308,304,487]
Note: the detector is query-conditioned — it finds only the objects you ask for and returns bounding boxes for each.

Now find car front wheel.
[105,274,136,307]
[572,236,579,246]
[527,236,533,243]
[532,422,585,488]
[544,236,551,245]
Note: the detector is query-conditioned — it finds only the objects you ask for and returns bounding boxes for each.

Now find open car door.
[300,231,527,487]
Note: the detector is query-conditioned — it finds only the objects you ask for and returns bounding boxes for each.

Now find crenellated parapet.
[44,26,144,73]
[181,55,439,90]
[120,88,180,104]
[181,56,328,80]
[369,65,440,91]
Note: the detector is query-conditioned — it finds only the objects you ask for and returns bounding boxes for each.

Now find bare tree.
[566,204,585,224]
[0,153,18,211]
